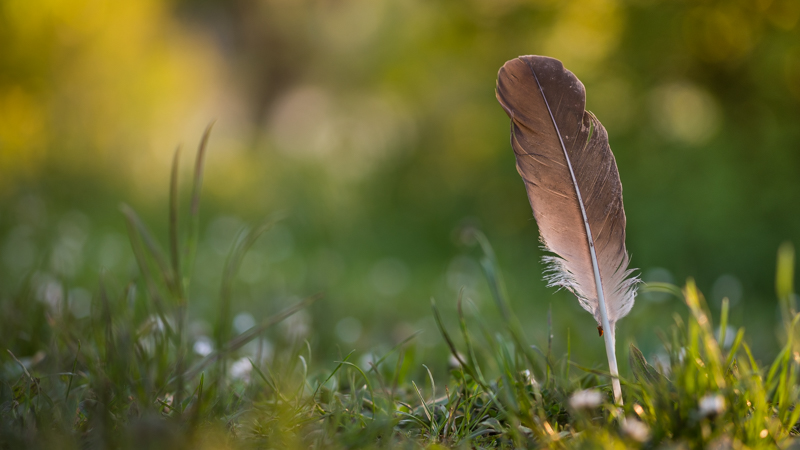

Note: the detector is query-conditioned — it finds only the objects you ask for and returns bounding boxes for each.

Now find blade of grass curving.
[787,386,800,433]
[766,316,799,392]
[725,327,746,367]
[497,337,521,412]
[456,293,486,384]
[465,390,503,438]
[293,355,309,402]
[262,361,292,405]
[629,343,668,384]
[181,373,204,413]
[431,298,484,389]
[455,382,477,438]
[182,293,321,380]
[742,342,760,373]
[339,361,377,417]
[642,282,684,300]
[122,208,163,296]
[569,360,632,385]
[184,122,214,284]
[121,204,178,296]
[367,359,390,406]
[186,374,206,441]
[442,389,461,439]
[312,350,355,403]
[248,357,279,395]
[225,293,321,356]
[304,339,313,367]
[471,317,525,419]
[784,362,800,428]
[64,341,81,403]
[396,410,430,429]
[367,331,421,376]
[683,279,725,388]
[122,212,176,340]
[8,349,41,410]
[530,345,556,385]
[412,381,436,436]
[422,364,436,405]
[219,216,284,319]
[431,297,516,422]
[777,353,795,423]
[390,347,406,400]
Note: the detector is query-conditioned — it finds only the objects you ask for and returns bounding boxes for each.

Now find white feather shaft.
[529,66,623,405]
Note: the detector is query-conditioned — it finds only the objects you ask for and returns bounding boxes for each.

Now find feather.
[495,55,639,404]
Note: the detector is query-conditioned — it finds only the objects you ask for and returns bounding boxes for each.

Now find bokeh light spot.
[335,316,363,344]
[651,82,721,145]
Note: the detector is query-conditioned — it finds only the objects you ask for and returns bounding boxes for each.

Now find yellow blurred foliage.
[0,87,45,186]
[0,0,225,196]
[543,0,623,72]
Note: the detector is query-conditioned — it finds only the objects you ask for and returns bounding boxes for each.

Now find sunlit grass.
[2,137,800,449]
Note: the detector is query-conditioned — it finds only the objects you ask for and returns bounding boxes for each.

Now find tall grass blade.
[184,122,214,284]
[120,203,178,297]
[776,242,796,324]
[169,146,184,301]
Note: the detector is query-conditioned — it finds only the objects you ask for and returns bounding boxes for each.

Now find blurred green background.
[1,0,799,373]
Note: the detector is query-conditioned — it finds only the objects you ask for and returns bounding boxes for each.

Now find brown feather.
[496,55,638,404]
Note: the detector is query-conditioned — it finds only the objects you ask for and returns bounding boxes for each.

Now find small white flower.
[569,389,603,410]
[359,353,377,371]
[193,337,213,356]
[622,417,650,442]
[229,357,253,381]
[233,312,256,333]
[281,308,311,340]
[448,353,466,369]
[699,394,726,417]
[244,338,274,362]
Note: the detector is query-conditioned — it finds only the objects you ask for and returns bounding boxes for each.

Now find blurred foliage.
[1,0,800,371]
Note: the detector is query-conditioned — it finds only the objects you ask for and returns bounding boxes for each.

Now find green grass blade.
[431,297,483,388]
[64,341,81,403]
[719,297,729,350]
[184,122,214,284]
[339,361,378,417]
[725,327,746,367]
[412,380,435,435]
[120,203,178,297]
[168,146,184,301]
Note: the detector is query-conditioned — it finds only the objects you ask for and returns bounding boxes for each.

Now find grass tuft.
[2,134,800,448]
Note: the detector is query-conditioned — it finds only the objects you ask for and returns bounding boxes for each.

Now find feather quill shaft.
[531,65,621,403]
[495,56,638,404]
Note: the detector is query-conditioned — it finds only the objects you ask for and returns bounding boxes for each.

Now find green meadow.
[2,0,800,448]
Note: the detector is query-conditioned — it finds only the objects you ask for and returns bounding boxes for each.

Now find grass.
[2,136,800,449]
